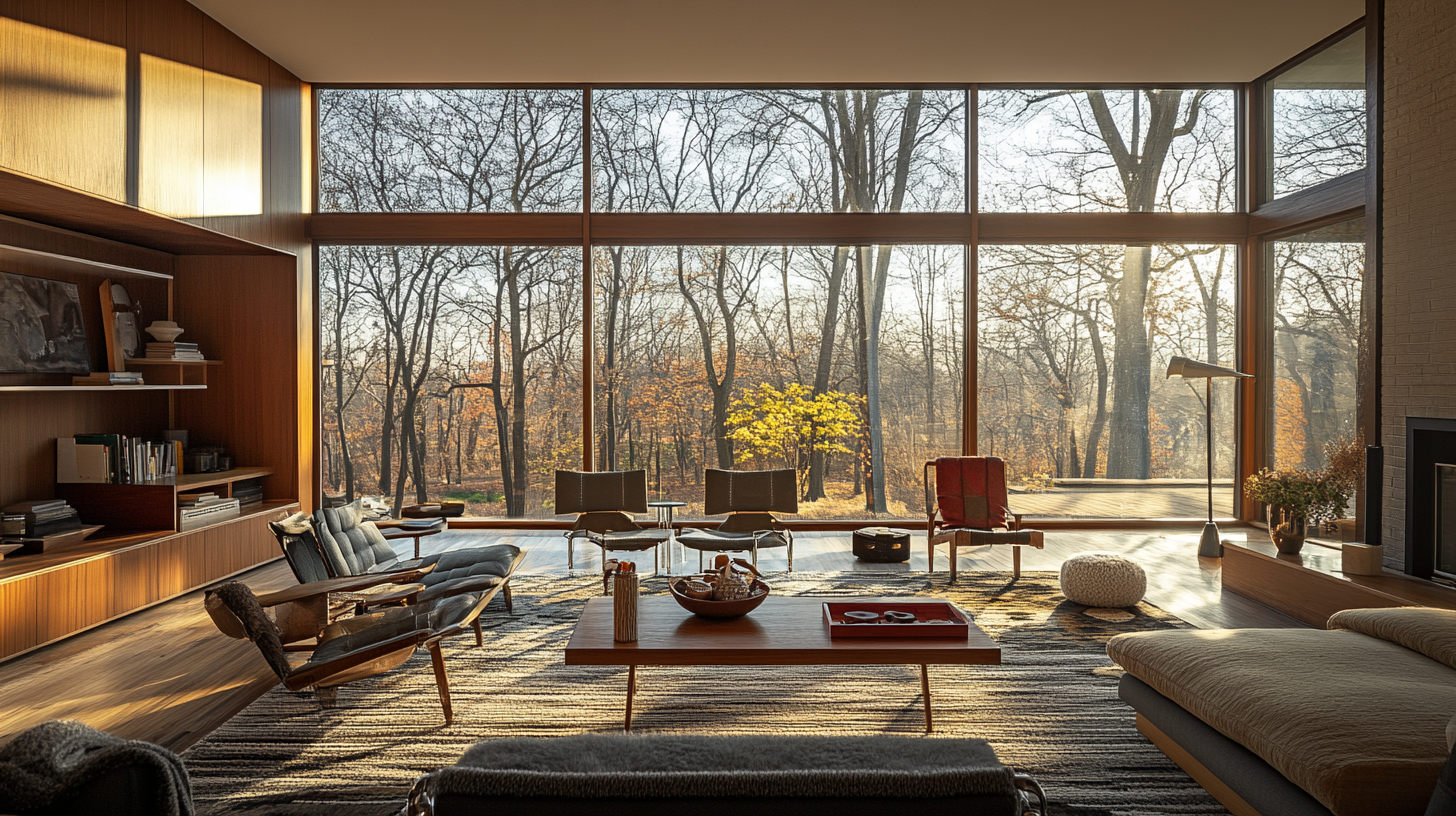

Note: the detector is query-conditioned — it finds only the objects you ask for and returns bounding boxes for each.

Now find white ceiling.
[190,0,1364,85]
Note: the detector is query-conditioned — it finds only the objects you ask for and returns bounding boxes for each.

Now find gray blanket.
[0,720,193,816]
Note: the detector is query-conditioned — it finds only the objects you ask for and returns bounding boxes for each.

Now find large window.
[314,59,1369,522]
[979,243,1236,519]
[593,90,965,213]
[317,88,583,213]
[595,244,963,519]
[980,89,1236,213]
[320,245,583,519]
[1265,28,1366,200]
[1268,219,1365,471]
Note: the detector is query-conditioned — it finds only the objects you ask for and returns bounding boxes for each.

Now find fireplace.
[1404,418,1456,578]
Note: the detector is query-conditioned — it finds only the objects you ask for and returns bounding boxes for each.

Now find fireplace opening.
[1404,418,1456,579]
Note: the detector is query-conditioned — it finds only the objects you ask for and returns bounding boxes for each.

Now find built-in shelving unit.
[0,184,301,662]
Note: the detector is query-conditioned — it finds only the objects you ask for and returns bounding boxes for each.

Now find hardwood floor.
[0,526,1300,752]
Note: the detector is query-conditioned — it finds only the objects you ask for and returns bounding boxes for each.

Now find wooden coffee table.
[564,595,1001,732]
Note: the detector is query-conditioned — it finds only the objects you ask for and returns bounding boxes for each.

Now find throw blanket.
[0,720,193,816]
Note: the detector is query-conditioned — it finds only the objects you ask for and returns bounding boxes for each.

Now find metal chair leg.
[567,537,574,570]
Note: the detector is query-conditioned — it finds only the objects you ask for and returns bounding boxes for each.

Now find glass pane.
[978,243,1237,519]
[595,244,963,519]
[317,88,583,213]
[1269,218,1364,471]
[592,90,965,213]
[979,89,1236,213]
[320,245,583,519]
[1267,30,1366,199]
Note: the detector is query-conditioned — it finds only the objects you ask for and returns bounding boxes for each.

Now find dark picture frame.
[0,271,92,375]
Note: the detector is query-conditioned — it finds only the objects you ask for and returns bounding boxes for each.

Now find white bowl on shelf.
[145,321,184,343]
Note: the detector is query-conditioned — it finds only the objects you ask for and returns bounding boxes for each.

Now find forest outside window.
[1268,218,1364,472]
[978,243,1237,519]
[595,244,964,520]
[592,89,965,213]
[1264,29,1366,201]
[320,245,583,519]
[317,88,583,213]
[978,88,1236,213]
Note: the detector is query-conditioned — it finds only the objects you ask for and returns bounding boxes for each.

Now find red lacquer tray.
[821,601,971,639]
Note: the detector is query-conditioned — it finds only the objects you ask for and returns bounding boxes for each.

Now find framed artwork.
[0,272,91,374]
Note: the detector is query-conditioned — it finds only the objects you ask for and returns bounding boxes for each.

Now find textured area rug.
[183,572,1226,815]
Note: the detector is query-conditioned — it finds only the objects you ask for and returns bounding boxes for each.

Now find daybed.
[1108,606,1456,816]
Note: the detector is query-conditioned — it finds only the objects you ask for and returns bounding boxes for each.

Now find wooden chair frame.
[924,459,1044,580]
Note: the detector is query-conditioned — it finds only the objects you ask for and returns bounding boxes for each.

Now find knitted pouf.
[1058,552,1146,607]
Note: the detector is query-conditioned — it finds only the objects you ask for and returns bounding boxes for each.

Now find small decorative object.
[822,601,970,639]
[1059,551,1147,607]
[1244,468,1349,555]
[612,561,638,643]
[99,280,141,370]
[0,273,91,375]
[144,320,184,343]
[668,556,771,619]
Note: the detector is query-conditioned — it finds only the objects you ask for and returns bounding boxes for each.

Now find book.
[57,439,110,484]
[72,372,144,386]
[4,499,67,515]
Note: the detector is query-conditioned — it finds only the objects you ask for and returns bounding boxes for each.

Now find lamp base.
[1198,522,1223,558]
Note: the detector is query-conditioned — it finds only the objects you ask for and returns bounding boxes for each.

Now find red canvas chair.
[924,457,1044,580]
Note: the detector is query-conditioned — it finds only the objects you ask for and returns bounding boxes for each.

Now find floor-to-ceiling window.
[313,37,1371,523]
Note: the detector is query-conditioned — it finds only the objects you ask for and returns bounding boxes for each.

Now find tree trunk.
[508,249,530,516]
[1080,311,1110,479]
[805,247,849,501]
[1106,245,1153,478]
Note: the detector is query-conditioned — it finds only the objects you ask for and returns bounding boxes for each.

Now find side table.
[648,501,686,566]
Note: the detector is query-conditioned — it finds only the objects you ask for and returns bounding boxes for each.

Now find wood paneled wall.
[173,255,300,504]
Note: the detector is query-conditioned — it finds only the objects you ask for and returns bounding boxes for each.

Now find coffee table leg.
[921,664,933,733]
[624,665,636,732]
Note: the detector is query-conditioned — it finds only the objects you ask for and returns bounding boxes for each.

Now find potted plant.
[1244,468,1349,554]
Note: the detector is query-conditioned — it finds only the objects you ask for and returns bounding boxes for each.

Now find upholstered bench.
[409,734,1044,816]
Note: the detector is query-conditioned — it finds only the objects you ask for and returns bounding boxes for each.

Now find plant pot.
[1267,506,1307,555]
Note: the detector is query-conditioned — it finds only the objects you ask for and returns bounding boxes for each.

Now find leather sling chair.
[205,578,503,725]
[677,468,796,571]
[556,469,671,582]
[924,456,1044,580]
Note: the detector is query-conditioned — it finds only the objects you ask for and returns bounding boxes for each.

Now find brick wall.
[1381,0,1456,568]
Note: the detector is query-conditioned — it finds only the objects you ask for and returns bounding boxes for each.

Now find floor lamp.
[1166,357,1253,557]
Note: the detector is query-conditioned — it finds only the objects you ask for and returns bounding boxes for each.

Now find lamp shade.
[1166,356,1251,379]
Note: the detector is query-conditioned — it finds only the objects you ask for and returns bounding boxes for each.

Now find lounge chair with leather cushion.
[556,469,671,578]
[300,503,522,610]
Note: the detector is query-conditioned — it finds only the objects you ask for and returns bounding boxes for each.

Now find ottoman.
[411,734,1045,816]
[852,527,912,562]
[1059,551,1146,607]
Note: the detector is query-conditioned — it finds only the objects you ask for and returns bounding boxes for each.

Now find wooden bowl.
[668,577,771,618]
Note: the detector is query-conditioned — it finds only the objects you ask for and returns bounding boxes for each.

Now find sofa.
[1107,606,1456,816]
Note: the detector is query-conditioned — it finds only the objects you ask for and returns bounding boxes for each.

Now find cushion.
[313,503,398,576]
[1058,552,1146,607]
[1329,607,1456,670]
[934,457,1008,529]
[415,544,521,603]
[1108,626,1456,815]
[678,529,790,551]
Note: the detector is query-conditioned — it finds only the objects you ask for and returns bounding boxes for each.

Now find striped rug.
[182,571,1226,815]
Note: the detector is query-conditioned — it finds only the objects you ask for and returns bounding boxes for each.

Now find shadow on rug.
[182,571,1227,816]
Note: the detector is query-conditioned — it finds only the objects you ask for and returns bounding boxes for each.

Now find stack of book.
[233,480,264,509]
[146,341,205,361]
[3,499,84,537]
[66,434,180,484]
[72,371,144,386]
[179,493,240,531]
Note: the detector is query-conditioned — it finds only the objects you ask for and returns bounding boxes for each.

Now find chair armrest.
[285,629,431,690]
[356,583,424,608]
[1007,510,1024,531]
[256,573,421,608]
